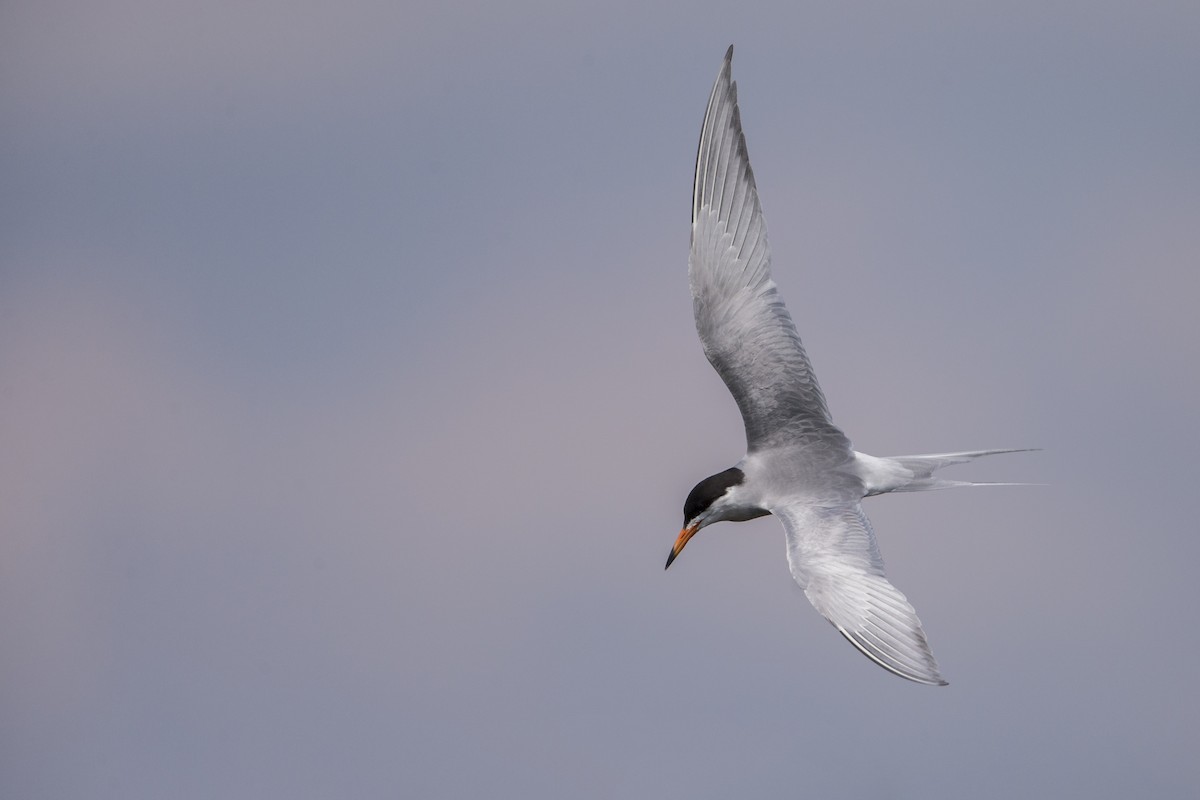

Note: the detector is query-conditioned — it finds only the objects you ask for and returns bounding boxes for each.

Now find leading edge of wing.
[689,48,842,451]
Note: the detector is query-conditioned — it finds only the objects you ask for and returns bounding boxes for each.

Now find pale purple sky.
[3,2,1199,797]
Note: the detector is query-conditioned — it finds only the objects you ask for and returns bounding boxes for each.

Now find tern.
[665,46,1030,685]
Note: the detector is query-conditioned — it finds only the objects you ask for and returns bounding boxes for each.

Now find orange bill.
[664,522,699,570]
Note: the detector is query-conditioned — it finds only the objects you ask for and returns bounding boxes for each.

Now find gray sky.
[3,1,1198,797]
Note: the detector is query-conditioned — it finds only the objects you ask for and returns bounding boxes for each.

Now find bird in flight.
[665,46,1030,685]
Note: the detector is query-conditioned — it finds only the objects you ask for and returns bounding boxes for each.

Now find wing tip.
[836,625,948,687]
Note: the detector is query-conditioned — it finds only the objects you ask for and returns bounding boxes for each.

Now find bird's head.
[666,466,766,569]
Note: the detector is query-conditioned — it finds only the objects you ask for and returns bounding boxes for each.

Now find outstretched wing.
[772,500,947,685]
[690,47,845,452]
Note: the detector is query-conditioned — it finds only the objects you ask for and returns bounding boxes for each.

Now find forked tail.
[856,448,1038,496]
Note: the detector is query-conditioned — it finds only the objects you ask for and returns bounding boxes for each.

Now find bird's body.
[666,47,1030,686]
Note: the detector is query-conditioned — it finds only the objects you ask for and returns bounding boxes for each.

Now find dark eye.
[683,467,744,523]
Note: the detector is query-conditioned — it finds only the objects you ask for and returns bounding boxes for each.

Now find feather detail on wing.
[773,501,948,685]
[690,47,846,452]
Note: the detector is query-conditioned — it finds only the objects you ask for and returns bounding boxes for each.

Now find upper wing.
[690,47,844,452]
[772,500,947,685]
